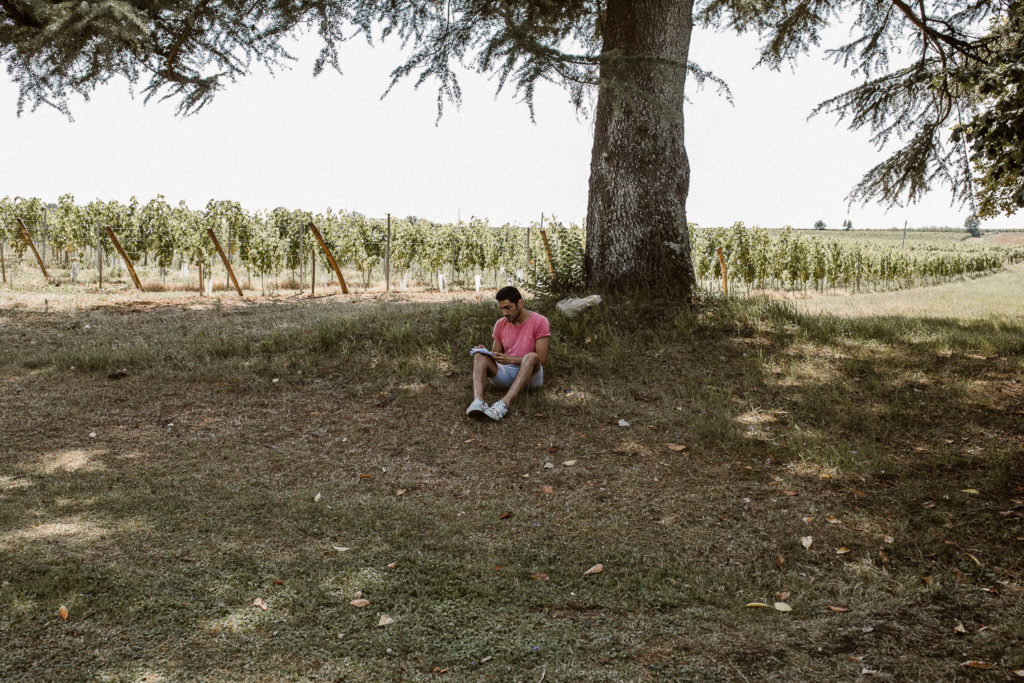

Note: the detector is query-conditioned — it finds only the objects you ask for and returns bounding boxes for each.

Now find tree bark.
[585,0,697,295]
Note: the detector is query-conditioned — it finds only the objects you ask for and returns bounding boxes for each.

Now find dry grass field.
[1,273,1022,680]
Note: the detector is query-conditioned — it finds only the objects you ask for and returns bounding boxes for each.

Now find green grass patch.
[1,290,1022,680]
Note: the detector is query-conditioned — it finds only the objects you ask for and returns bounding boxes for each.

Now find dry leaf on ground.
[828,606,850,612]
[540,485,554,494]
[836,546,851,554]
[332,546,350,553]
[377,614,394,626]
[801,536,813,549]
[584,564,603,575]
[314,493,322,502]
[744,602,770,608]
[531,572,550,581]
[387,561,398,569]
[350,599,370,608]
[562,460,577,467]
[253,598,268,611]
[58,605,69,621]
[826,515,841,524]
[774,602,792,612]
[775,591,790,600]
[618,419,630,427]
[663,443,687,451]
[961,661,993,670]
[961,488,980,495]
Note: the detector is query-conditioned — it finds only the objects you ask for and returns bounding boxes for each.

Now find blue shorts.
[491,362,544,390]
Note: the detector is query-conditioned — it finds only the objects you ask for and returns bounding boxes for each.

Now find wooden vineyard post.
[311,254,316,297]
[97,224,103,289]
[1,239,6,284]
[307,222,349,294]
[385,213,392,293]
[17,218,50,282]
[104,226,144,291]
[716,247,728,295]
[207,228,244,297]
[539,230,556,278]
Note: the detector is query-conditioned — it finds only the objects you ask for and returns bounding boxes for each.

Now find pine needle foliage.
[699,0,1016,214]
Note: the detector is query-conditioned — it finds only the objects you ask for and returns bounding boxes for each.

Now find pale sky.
[1,22,1019,231]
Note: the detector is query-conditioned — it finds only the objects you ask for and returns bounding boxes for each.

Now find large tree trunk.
[585,0,697,295]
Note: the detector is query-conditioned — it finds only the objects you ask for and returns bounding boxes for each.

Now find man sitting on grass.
[467,286,550,422]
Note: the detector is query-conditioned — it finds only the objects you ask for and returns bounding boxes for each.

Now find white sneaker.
[484,400,508,421]
[466,398,488,418]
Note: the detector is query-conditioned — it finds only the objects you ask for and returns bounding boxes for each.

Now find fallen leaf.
[783,490,798,496]
[359,473,372,479]
[584,564,603,575]
[58,605,69,621]
[965,553,982,566]
[921,575,934,586]
[775,555,785,569]
[961,661,993,670]
[618,419,630,427]
[396,489,406,496]
[465,438,475,444]
[922,500,936,509]
[836,546,852,554]
[854,490,866,498]
[253,598,268,611]
[498,512,513,520]
[884,535,894,544]
[954,622,967,634]
[848,655,864,662]
[350,599,370,608]
[480,656,493,663]
[962,488,980,495]
[332,546,351,553]
[861,668,878,676]
[802,516,814,524]
[548,445,558,453]
[530,572,550,581]
[543,462,554,469]
[828,605,850,612]
[879,550,890,563]
[432,667,450,673]
[801,536,813,549]
[663,443,687,451]
[1012,669,1024,678]
[913,446,929,452]
[540,485,554,494]
[774,591,790,600]
[387,561,398,569]
[377,614,393,626]
[826,515,841,524]
[744,602,771,608]
[273,580,283,585]
[774,602,792,612]
[562,460,577,467]
[861,626,874,633]
[493,566,503,571]
[89,432,97,438]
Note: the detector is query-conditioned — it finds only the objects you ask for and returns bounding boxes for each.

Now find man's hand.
[492,351,515,365]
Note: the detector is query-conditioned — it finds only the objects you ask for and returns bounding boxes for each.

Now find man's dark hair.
[495,286,523,304]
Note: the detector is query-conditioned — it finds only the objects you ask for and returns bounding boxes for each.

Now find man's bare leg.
[473,352,497,401]
[499,352,540,406]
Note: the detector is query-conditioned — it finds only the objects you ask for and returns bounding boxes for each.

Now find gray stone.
[556,294,603,318]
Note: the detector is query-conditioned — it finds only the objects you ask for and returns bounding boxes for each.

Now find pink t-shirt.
[493,312,550,359]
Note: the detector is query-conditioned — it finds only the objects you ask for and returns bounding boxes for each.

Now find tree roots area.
[1,288,1022,681]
